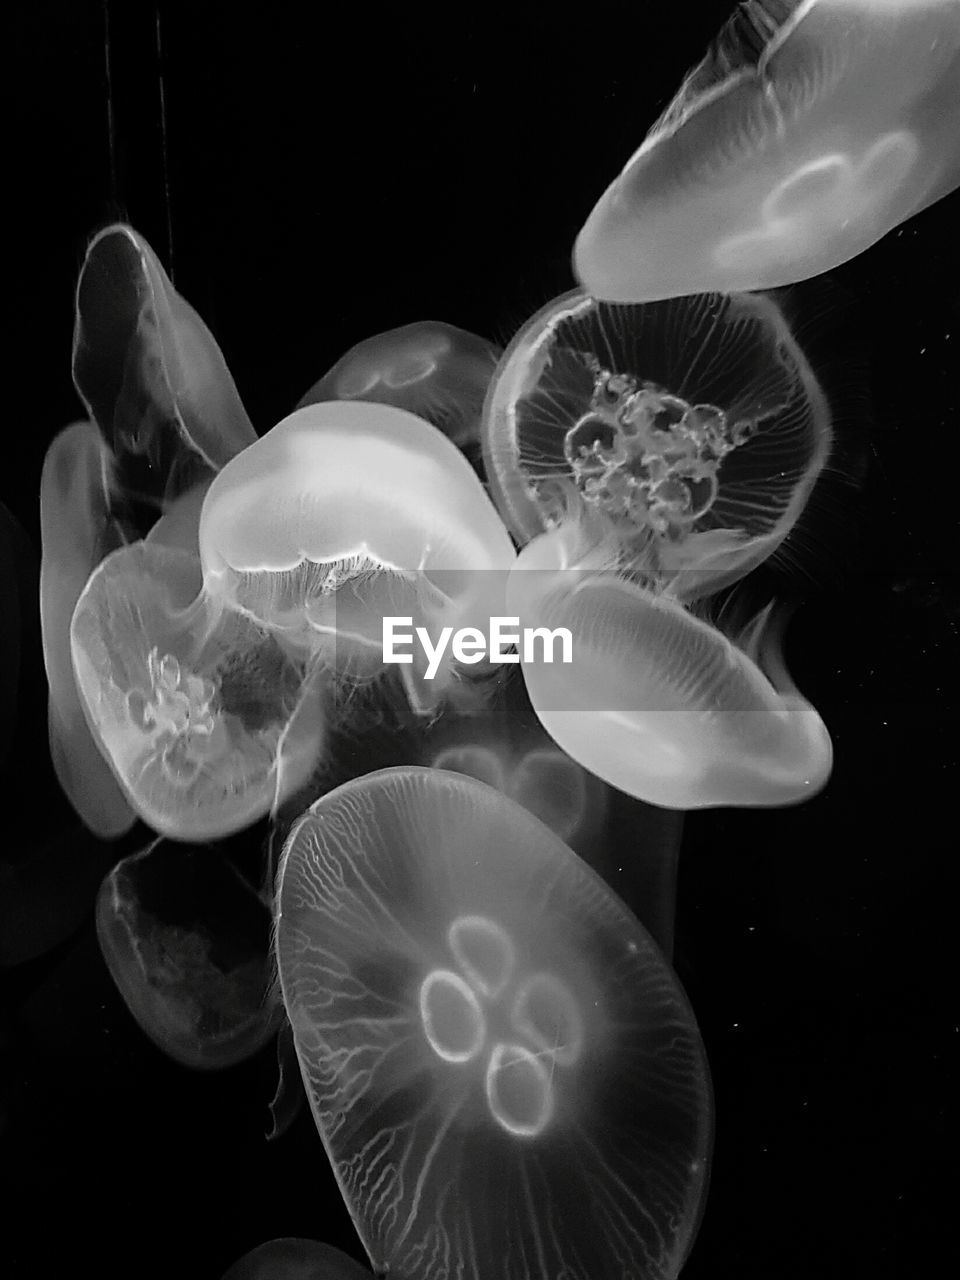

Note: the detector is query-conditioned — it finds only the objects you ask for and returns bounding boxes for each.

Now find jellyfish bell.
[482,287,832,602]
[297,321,502,451]
[39,421,136,838]
[72,222,257,516]
[198,400,517,716]
[507,513,833,810]
[574,0,960,302]
[275,766,712,1280]
[221,1239,372,1280]
[69,539,326,841]
[97,837,282,1069]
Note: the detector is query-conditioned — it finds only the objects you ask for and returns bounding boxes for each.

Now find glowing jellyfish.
[430,736,606,849]
[574,0,960,302]
[482,288,831,600]
[72,223,257,515]
[70,540,326,840]
[298,322,501,450]
[97,837,282,1068]
[275,767,712,1280]
[199,400,516,716]
[507,510,833,809]
[39,422,136,838]
[221,1239,371,1279]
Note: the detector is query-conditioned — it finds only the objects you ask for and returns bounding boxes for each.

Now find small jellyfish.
[72,223,257,516]
[221,1238,371,1280]
[298,321,501,450]
[574,0,960,301]
[97,837,282,1069]
[507,512,833,809]
[39,421,136,838]
[482,288,831,600]
[70,540,326,840]
[199,400,516,715]
[275,767,712,1280]
[430,734,606,850]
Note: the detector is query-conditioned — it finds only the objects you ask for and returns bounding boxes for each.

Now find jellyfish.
[39,421,136,838]
[70,539,326,840]
[429,733,606,851]
[297,321,501,451]
[96,837,282,1069]
[507,507,833,810]
[482,287,831,601]
[221,1239,371,1279]
[72,223,257,519]
[198,400,516,716]
[275,767,712,1280]
[574,0,960,302]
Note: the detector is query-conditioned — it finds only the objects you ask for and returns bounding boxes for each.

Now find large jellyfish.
[221,1239,371,1279]
[72,223,257,517]
[507,507,833,809]
[297,322,501,451]
[198,400,516,715]
[482,288,831,600]
[574,0,960,301]
[70,540,327,840]
[96,837,281,1068]
[39,421,136,838]
[275,767,712,1280]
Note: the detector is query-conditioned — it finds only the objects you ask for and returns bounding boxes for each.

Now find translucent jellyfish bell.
[221,1239,371,1279]
[482,288,831,600]
[199,400,516,715]
[574,0,960,302]
[39,421,136,838]
[507,513,833,809]
[275,767,712,1280]
[70,540,326,840]
[97,838,281,1068]
[72,223,257,513]
[297,321,501,450]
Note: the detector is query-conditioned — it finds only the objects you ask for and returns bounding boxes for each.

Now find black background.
[5,2,959,1277]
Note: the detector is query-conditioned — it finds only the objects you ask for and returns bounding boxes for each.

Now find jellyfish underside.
[574,0,960,300]
[97,839,280,1068]
[198,400,515,715]
[70,540,325,841]
[508,525,833,809]
[275,768,711,1280]
[297,321,501,449]
[482,288,831,601]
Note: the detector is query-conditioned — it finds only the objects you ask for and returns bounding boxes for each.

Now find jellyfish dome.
[297,321,501,450]
[72,224,257,512]
[199,400,516,713]
[221,1238,371,1279]
[70,540,326,840]
[482,288,831,601]
[275,767,712,1280]
[574,0,960,301]
[507,514,833,809]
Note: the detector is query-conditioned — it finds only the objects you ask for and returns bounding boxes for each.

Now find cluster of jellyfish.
[23,0,960,1275]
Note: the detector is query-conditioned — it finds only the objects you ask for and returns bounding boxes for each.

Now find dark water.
[5,2,958,1277]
